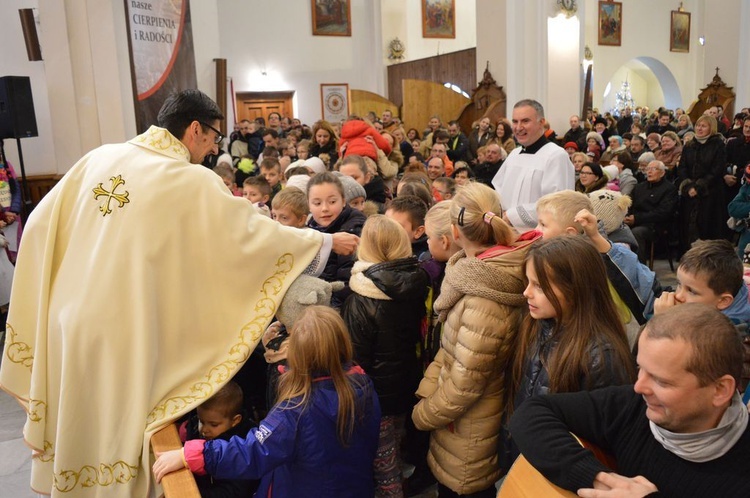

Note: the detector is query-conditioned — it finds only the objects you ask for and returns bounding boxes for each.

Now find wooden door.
[236,92,294,123]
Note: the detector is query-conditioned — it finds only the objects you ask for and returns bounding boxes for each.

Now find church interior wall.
[0,0,747,178]
[381,0,476,67]
[583,0,742,118]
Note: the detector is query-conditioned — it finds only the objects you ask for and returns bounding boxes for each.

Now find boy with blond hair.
[535,190,657,343]
[271,187,309,228]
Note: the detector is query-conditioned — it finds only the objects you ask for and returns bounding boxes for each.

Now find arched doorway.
[601,57,682,115]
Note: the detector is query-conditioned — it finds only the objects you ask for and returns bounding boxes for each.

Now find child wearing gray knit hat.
[334,172,367,211]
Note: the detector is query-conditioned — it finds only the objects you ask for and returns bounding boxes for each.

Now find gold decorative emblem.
[132,126,191,160]
[54,460,138,492]
[388,38,405,61]
[92,175,130,217]
[4,323,33,369]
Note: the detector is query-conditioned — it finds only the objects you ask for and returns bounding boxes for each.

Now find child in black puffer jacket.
[341,215,428,497]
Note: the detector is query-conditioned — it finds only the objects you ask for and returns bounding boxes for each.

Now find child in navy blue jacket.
[154,306,382,498]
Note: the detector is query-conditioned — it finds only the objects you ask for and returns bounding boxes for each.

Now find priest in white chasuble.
[0,90,357,497]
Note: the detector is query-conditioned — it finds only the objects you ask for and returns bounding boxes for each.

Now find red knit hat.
[564,141,579,151]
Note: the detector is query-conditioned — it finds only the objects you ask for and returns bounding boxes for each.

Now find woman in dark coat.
[676,115,727,252]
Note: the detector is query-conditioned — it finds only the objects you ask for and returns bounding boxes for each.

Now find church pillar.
[476,0,584,132]
[39,0,135,173]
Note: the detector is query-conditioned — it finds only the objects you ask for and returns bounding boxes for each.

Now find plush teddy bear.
[262,275,344,405]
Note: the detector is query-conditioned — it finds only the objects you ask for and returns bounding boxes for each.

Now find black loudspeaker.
[0,76,38,139]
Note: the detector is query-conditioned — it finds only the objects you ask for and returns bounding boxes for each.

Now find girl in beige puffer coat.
[412,182,540,497]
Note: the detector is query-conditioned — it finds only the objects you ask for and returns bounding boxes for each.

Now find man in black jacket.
[510,304,750,498]
[624,160,678,263]
[446,120,472,164]
[646,110,677,135]
[616,107,634,136]
[562,114,588,152]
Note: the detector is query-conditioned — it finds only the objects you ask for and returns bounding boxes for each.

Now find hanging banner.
[124,0,198,132]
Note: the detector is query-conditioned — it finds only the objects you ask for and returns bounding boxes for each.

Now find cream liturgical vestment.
[0,126,323,497]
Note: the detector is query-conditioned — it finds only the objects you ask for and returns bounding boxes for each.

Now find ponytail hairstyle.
[358,215,412,263]
[276,306,367,444]
[508,236,635,411]
[448,182,514,247]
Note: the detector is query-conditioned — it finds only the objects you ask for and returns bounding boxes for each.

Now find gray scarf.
[649,392,748,462]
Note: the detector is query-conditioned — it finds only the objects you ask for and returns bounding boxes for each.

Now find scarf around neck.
[694,134,710,144]
[649,392,748,462]
[433,249,526,322]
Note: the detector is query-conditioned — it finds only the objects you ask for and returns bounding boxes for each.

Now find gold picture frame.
[311,0,351,37]
[422,0,456,39]
[598,1,622,47]
[670,10,691,53]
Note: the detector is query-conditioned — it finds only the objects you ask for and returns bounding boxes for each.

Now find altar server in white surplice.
[0,90,358,498]
[492,99,575,231]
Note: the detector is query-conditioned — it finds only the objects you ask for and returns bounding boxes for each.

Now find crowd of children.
[151,114,750,498]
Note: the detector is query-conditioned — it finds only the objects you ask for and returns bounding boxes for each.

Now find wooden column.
[214,58,227,134]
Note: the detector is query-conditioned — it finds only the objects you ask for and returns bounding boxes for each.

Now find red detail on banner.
[137,0,187,101]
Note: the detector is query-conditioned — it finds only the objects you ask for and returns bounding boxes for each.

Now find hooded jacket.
[339,120,392,161]
[411,231,540,494]
[342,257,428,415]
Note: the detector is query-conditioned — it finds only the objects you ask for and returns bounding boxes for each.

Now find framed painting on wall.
[598,1,622,47]
[422,0,456,39]
[320,83,350,123]
[311,0,351,37]
[670,10,691,53]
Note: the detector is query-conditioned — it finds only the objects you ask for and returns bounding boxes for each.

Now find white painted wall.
[738,0,750,109]
[546,12,583,135]
[475,0,505,93]
[218,0,384,124]
[381,0,476,66]
[583,0,743,114]
[702,0,740,104]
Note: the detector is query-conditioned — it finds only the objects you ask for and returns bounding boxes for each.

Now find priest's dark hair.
[157,89,224,139]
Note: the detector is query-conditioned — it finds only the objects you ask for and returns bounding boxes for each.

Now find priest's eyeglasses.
[199,121,225,144]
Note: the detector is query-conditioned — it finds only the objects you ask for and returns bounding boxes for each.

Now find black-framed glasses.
[199,121,225,144]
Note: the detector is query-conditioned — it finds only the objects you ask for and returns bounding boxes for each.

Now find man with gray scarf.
[509,304,750,497]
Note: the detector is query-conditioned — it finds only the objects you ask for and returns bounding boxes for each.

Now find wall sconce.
[582,45,593,72]
[388,38,405,61]
[557,0,578,18]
